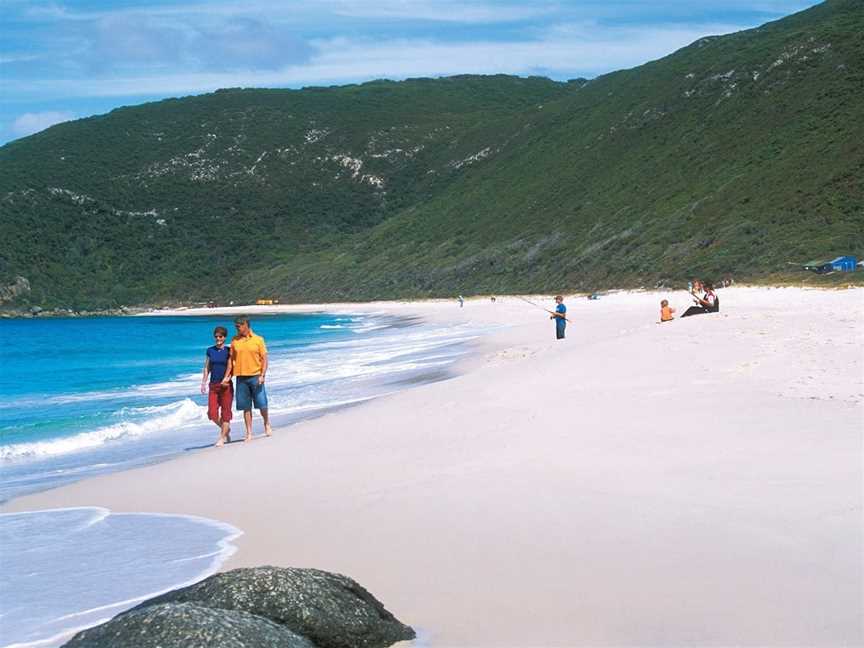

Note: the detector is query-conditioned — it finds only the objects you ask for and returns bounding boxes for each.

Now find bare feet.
[215,438,225,447]
[264,424,273,437]
[244,434,253,443]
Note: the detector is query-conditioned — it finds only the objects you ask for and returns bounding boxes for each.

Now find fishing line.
[514,295,572,323]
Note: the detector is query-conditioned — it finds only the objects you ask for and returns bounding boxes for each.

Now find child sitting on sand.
[660,299,675,322]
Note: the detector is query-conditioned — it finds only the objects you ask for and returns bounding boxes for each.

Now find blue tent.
[830,256,857,272]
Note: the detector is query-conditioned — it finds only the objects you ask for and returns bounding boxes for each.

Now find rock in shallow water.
[63,567,415,648]
[63,602,316,648]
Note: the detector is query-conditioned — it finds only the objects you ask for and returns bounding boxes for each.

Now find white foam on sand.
[0,507,242,648]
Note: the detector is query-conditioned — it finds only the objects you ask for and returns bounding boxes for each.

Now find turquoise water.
[0,311,480,647]
[0,312,478,501]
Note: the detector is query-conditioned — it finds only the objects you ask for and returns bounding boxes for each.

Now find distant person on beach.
[458,295,464,308]
[551,295,567,339]
[229,317,272,442]
[680,281,719,317]
[201,326,233,446]
[660,299,676,322]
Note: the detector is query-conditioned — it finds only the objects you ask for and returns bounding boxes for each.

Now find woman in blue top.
[200,326,233,446]
[551,295,567,339]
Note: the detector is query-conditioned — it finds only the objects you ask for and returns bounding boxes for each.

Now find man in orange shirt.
[229,316,272,442]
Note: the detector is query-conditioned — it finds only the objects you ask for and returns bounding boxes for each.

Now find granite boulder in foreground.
[62,603,316,648]
[63,567,416,648]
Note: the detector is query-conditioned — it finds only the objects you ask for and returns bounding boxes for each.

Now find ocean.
[0,311,481,646]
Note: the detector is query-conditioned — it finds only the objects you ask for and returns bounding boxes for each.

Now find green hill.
[1,0,862,309]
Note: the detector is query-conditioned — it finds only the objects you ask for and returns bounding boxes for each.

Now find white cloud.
[5,20,748,99]
[327,0,555,23]
[13,0,817,27]
[0,54,40,64]
[301,21,748,78]
[10,111,75,137]
[17,0,555,24]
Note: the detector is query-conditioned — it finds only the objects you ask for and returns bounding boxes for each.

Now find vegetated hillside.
[252,0,864,299]
[1,76,572,308]
[1,0,862,309]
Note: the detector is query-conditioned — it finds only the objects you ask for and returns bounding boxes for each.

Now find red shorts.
[207,382,233,423]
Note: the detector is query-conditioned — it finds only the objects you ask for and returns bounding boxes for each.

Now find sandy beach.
[5,286,863,646]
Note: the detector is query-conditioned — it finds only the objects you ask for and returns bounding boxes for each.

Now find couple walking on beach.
[200,316,272,446]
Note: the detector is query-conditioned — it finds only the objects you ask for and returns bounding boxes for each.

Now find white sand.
[6,287,863,646]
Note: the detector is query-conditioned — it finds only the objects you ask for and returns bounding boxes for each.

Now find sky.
[0,0,820,145]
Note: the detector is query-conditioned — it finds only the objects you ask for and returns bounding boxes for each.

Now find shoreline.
[3,277,861,320]
[1,507,244,648]
[3,287,862,646]
[0,308,478,503]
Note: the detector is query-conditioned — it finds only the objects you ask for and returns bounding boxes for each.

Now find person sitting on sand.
[680,281,720,317]
[550,295,567,339]
[230,316,272,442]
[688,279,703,295]
[200,326,233,447]
[660,299,675,322]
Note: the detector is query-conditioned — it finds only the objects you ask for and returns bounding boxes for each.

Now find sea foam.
[0,507,241,648]
[0,399,205,461]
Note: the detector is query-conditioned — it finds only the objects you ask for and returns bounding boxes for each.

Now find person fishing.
[514,294,571,339]
[680,281,720,317]
[551,295,567,339]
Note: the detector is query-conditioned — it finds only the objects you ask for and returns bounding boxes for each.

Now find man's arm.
[258,350,268,385]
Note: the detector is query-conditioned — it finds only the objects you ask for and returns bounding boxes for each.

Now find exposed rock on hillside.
[0,276,30,303]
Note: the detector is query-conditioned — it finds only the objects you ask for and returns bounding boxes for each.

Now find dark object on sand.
[63,567,415,648]
[63,602,315,648]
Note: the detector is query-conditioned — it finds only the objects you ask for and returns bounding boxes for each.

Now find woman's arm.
[201,357,210,394]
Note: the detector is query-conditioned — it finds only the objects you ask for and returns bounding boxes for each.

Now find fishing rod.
[514,295,572,323]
